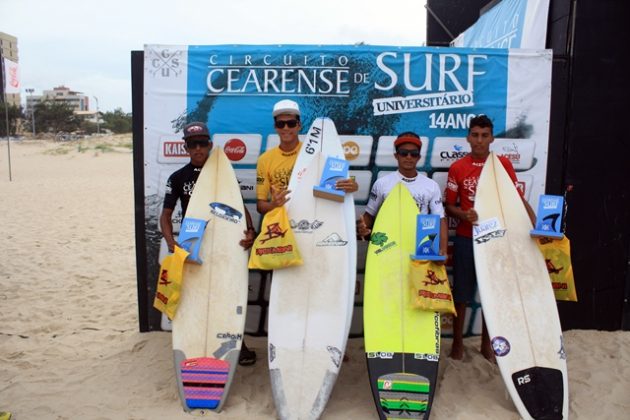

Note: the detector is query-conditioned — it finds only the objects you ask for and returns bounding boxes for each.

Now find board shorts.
[452,235,478,304]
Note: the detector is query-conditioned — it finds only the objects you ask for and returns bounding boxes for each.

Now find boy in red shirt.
[445,115,535,360]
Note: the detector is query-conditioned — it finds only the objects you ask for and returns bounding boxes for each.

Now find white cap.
[272,99,301,117]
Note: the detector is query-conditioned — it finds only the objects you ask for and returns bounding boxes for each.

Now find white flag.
[3,57,20,94]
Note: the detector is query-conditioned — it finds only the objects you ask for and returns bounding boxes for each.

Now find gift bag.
[537,236,578,302]
[409,260,456,315]
[248,206,303,270]
[153,245,190,319]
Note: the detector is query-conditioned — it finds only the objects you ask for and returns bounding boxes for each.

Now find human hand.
[335,177,358,193]
[465,209,478,224]
[240,228,256,250]
[270,186,290,209]
[356,216,371,240]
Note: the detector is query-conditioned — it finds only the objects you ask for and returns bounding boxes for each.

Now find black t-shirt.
[163,163,202,216]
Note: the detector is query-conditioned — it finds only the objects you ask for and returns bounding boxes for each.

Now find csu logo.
[148,47,182,78]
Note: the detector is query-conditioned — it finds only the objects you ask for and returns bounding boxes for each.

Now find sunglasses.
[397,150,420,158]
[275,119,299,129]
[186,140,210,148]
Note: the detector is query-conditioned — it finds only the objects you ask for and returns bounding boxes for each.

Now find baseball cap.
[182,122,210,140]
[272,99,301,117]
[394,135,422,149]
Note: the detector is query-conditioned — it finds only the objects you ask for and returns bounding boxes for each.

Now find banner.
[451,0,550,49]
[2,58,20,94]
[141,44,553,335]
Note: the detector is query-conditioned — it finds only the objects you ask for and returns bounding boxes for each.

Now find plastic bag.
[409,260,456,315]
[153,245,190,319]
[537,236,577,302]
[248,206,303,270]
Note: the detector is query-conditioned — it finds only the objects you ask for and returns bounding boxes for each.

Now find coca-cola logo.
[224,138,247,161]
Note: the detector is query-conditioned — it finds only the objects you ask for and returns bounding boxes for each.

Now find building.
[0,31,20,108]
[26,85,90,113]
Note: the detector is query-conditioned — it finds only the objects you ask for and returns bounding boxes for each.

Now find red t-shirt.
[445,154,523,237]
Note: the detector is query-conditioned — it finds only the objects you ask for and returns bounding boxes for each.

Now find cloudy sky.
[1,0,428,113]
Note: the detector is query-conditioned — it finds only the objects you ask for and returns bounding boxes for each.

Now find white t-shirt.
[365,171,445,218]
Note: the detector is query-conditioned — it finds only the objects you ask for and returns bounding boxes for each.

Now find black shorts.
[452,235,478,304]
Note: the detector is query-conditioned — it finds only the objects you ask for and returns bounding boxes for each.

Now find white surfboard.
[287,117,357,345]
[171,147,249,413]
[473,152,568,419]
[268,118,356,419]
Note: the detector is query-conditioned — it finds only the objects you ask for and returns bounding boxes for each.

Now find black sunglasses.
[186,139,210,148]
[275,119,299,129]
[397,150,420,158]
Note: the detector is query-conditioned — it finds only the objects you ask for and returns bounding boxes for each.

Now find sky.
[1,0,428,113]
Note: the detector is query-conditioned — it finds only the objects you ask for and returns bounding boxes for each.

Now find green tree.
[101,108,132,133]
[29,100,81,134]
[0,102,23,137]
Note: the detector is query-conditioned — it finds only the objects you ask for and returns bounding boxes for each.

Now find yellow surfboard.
[364,183,440,419]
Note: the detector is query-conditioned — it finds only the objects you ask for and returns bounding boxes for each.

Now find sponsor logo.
[290,219,324,233]
[224,138,247,161]
[383,380,393,390]
[269,343,276,363]
[147,47,183,78]
[259,222,287,244]
[183,221,202,233]
[491,336,511,357]
[439,145,468,161]
[316,233,348,247]
[216,332,243,340]
[209,202,243,223]
[256,245,293,256]
[367,352,394,359]
[542,197,561,210]
[473,217,506,244]
[163,141,187,157]
[516,374,531,386]
[414,353,439,362]
[421,217,437,229]
[370,232,396,254]
[343,141,360,160]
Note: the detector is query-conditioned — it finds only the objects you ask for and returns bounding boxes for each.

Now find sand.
[1,136,629,419]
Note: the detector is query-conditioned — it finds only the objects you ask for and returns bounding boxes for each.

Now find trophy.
[411,214,446,261]
[312,156,349,202]
[177,217,208,264]
[530,194,565,239]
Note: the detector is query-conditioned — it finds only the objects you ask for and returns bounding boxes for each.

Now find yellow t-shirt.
[256,142,302,201]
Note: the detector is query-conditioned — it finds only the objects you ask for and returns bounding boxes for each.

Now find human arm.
[439,217,448,258]
[159,207,178,253]
[239,206,256,250]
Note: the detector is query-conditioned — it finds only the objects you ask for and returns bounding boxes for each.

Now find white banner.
[3,58,20,94]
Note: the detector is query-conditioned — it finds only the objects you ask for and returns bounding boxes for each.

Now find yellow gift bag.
[248,206,303,270]
[153,245,190,319]
[537,236,578,302]
[409,260,456,315]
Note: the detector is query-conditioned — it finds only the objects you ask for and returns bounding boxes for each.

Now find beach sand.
[1,136,629,419]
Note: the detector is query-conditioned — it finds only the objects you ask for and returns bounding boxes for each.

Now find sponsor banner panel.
[141,44,552,336]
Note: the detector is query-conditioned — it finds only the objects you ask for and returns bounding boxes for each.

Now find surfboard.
[268,118,356,419]
[171,147,249,413]
[473,152,568,419]
[364,183,441,420]
[287,117,357,347]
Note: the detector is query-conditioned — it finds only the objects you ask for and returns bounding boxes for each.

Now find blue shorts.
[452,235,478,304]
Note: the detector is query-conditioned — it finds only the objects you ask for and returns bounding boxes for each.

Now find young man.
[159,121,258,366]
[256,99,357,214]
[445,115,536,361]
[357,132,448,258]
